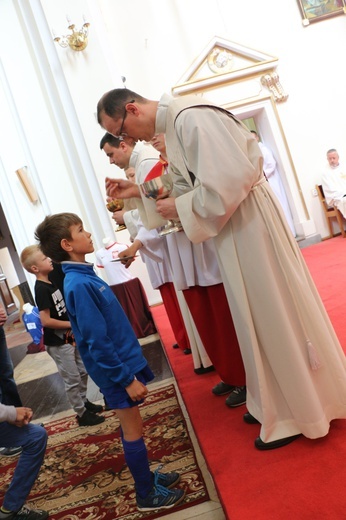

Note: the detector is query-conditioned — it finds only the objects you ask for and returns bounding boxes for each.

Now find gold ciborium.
[106,199,126,231]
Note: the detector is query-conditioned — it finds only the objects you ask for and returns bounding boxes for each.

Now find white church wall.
[0,0,160,306]
[39,0,161,304]
[1,0,346,308]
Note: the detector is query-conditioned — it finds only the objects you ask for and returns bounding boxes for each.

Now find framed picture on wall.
[297,0,346,25]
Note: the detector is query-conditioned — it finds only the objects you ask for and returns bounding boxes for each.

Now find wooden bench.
[316,184,346,238]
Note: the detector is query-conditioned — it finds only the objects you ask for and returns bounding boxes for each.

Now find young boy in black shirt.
[20,245,104,427]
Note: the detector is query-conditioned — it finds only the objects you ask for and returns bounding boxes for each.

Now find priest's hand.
[112,209,126,225]
[105,178,140,199]
[156,197,179,220]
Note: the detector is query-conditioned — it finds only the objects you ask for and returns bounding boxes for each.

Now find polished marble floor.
[4,319,226,520]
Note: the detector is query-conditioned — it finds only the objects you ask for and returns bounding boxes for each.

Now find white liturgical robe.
[258,141,295,236]
[321,163,346,218]
[146,93,346,444]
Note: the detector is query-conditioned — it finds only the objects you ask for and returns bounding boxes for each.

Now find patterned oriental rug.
[0,384,209,520]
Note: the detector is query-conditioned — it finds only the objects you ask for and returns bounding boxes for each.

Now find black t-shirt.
[35,280,68,346]
[48,263,65,296]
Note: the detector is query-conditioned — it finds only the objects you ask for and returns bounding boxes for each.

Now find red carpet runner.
[151,236,346,520]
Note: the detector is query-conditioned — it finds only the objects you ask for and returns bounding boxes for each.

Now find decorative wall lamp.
[53,16,90,51]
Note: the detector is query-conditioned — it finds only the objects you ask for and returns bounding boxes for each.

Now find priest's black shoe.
[194,365,215,375]
[243,412,260,424]
[255,434,301,450]
[212,381,235,396]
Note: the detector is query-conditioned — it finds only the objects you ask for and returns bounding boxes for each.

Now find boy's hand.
[125,379,148,401]
[0,305,7,326]
[10,407,33,427]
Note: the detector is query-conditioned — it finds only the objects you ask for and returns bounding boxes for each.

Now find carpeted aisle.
[0,385,209,520]
[301,235,346,347]
[151,236,346,520]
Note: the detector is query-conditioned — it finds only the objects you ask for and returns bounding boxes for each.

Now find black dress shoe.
[243,412,260,424]
[194,365,215,375]
[212,381,235,396]
[255,434,301,450]
[225,386,246,407]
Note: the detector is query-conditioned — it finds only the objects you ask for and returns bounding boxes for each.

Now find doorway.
[242,116,296,236]
[0,204,34,314]
[228,97,309,238]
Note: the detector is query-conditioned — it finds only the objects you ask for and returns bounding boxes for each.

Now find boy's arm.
[0,403,33,426]
[39,308,71,329]
[67,283,135,388]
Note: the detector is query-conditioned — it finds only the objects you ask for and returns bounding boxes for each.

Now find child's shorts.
[101,365,155,409]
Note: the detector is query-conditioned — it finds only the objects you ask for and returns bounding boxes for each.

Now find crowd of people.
[2,88,346,518]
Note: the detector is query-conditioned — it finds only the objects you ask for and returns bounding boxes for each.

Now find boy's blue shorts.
[101,365,155,409]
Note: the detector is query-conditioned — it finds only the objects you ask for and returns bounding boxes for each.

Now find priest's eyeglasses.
[116,99,135,140]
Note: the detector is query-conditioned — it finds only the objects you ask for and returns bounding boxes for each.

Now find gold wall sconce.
[53,16,90,51]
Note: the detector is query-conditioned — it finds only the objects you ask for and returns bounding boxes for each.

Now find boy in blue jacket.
[34,213,185,513]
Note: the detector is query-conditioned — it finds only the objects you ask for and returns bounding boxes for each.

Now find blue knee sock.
[121,436,153,498]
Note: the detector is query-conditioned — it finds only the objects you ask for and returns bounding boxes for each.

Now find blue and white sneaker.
[153,464,180,489]
[0,504,49,519]
[137,466,185,512]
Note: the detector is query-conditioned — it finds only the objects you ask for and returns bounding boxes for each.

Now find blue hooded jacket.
[61,262,148,389]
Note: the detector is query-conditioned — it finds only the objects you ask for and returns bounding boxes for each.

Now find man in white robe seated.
[321,148,346,219]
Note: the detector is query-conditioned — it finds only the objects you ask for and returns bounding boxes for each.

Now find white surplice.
[124,147,212,369]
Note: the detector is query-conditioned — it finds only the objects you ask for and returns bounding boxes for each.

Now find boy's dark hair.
[35,213,82,263]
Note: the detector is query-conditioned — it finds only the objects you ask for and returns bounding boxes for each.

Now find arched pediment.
[172,36,279,96]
